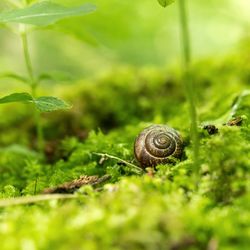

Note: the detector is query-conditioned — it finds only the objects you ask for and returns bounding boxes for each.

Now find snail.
[134,125,183,168]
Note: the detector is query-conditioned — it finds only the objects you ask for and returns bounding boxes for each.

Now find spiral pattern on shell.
[134,125,183,168]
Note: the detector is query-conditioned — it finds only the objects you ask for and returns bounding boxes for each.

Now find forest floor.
[0,43,249,250]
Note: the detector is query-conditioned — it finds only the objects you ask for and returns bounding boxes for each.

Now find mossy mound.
[0,47,250,249]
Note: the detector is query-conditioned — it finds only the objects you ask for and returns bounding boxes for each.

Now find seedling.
[0,1,96,153]
[157,0,199,172]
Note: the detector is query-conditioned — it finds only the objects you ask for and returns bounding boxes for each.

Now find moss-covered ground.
[0,43,250,249]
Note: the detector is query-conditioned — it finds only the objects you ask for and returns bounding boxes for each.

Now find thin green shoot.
[178,0,199,174]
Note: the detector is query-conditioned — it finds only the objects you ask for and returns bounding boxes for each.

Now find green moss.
[0,177,249,250]
[0,47,250,249]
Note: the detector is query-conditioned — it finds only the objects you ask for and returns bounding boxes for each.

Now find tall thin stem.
[178,0,199,173]
[21,29,44,153]
[21,32,35,88]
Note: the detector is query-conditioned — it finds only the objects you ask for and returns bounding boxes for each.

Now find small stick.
[0,194,77,208]
[92,152,144,175]
[42,175,111,194]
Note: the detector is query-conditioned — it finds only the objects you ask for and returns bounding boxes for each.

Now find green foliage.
[63,68,185,130]
[0,1,96,26]
[0,84,249,249]
[0,92,33,104]
[0,2,249,249]
[0,185,19,198]
[157,0,175,8]
[34,96,71,112]
[0,48,249,145]
[231,90,250,124]
[1,51,249,247]
[200,127,250,203]
[0,72,28,85]
[0,177,249,249]
[0,0,96,152]
[0,92,71,112]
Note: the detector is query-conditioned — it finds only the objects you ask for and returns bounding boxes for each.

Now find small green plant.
[157,0,175,7]
[157,0,199,173]
[0,0,96,153]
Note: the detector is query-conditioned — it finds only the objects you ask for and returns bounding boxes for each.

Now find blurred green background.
[0,0,249,89]
[0,0,249,148]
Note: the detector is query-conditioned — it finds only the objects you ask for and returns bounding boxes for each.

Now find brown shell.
[134,125,183,168]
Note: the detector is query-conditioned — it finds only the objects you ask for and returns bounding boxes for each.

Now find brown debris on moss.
[203,124,219,135]
[225,116,243,126]
[42,175,111,194]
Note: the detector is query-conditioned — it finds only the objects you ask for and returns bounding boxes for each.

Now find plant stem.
[0,194,76,207]
[21,32,34,85]
[178,0,199,173]
[21,29,44,153]
[93,152,144,175]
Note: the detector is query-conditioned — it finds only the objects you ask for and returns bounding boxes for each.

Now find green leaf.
[0,2,96,26]
[0,72,29,84]
[0,93,71,112]
[157,0,175,7]
[0,92,33,104]
[34,96,71,112]
[37,71,73,84]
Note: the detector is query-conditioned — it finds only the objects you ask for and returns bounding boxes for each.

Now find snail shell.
[134,125,183,168]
